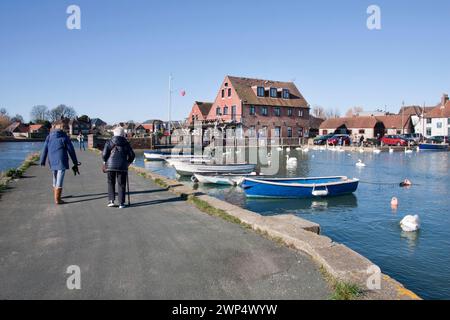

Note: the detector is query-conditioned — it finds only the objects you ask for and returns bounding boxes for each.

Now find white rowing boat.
[173,162,256,176]
[193,172,259,186]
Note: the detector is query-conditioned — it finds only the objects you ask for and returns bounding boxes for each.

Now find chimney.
[441,93,449,108]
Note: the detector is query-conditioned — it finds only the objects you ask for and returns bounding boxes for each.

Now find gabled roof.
[5,122,29,133]
[398,106,435,117]
[29,124,44,131]
[320,115,411,130]
[425,100,450,118]
[227,76,308,108]
[195,101,213,117]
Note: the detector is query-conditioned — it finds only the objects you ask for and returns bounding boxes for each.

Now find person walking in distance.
[102,127,135,209]
[40,124,79,205]
[77,133,86,151]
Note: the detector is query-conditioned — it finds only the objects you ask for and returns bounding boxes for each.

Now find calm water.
[135,149,450,300]
[0,142,44,173]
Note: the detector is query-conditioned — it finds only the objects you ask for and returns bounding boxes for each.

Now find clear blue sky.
[1,0,449,124]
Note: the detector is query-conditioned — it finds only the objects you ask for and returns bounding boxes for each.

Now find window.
[298,127,304,137]
[282,89,290,99]
[249,105,256,115]
[359,129,365,134]
[249,126,256,137]
[287,127,292,137]
[270,88,277,98]
[274,126,281,137]
[322,130,328,135]
[261,106,268,116]
[427,118,432,124]
[221,90,225,98]
[287,108,293,116]
[437,122,443,129]
[448,118,450,125]
[216,107,221,116]
[231,106,236,120]
[223,106,228,115]
[228,88,232,97]
[259,126,268,137]
[274,107,281,117]
[257,87,265,97]
[448,127,450,136]
[426,128,432,136]
[298,109,304,117]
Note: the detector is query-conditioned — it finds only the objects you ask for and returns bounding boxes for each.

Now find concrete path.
[0,150,330,299]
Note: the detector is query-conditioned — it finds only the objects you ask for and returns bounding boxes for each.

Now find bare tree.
[10,114,24,123]
[345,106,364,117]
[325,108,341,119]
[30,105,49,122]
[49,105,77,122]
[0,108,11,131]
[0,108,8,117]
[311,105,327,119]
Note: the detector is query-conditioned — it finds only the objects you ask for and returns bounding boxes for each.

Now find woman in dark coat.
[102,127,135,208]
[40,125,79,204]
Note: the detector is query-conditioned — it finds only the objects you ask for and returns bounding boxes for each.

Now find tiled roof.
[195,102,213,117]
[425,101,450,118]
[320,115,411,130]
[227,76,308,108]
[29,124,43,131]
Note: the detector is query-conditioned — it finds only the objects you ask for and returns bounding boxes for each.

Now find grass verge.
[320,266,363,300]
[0,152,40,197]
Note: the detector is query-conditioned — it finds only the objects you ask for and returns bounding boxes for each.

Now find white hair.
[113,127,125,137]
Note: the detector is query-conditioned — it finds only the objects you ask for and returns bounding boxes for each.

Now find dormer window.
[270,88,277,98]
[257,87,265,97]
[282,89,290,99]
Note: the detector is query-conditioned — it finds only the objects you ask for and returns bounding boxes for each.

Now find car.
[401,133,423,143]
[426,136,449,144]
[327,134,351,146]
[399,135,418,146]
[381,135,409,146]
[313,134,334,145]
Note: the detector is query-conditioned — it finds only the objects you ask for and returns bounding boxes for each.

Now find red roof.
[29,124,43,131]
[320,115,411,130]
[425,100,450,118]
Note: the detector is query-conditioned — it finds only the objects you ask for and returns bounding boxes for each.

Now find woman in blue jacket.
[40,126,79,204]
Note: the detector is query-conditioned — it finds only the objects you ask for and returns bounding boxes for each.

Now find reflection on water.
[135,149,450,299]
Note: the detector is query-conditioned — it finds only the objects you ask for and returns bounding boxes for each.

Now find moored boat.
[143,151,172,161]
[173,162,256,176]
[241,176,359,199]
[193,172,259,186]
[418,143,449,151]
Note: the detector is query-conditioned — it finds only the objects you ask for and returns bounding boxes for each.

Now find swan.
[405,148,413,154]
[358,148,364,154]
[302,147,310,152]
[373,148,381,154]
[286,147,291,153]
[295,147,302,151]
[337,148,345,153]
[286,155,298,168]
[400,215,420,232]
[277,147,283,152]
[389,148,394,153]
[356,159,366,167]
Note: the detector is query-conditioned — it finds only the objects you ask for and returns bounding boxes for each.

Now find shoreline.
[127,160,421,300]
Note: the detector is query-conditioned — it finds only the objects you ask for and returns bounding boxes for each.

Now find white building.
[413,94,450,137]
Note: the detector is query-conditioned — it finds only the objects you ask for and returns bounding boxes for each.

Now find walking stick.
[126,171,131,206]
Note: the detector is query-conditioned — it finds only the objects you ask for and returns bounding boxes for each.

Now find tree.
[0,108,8,117]
[10,114,24,123]
[49,105,77,122]
[0,108,11,132]
[30,105,49,122]
[345,106,364,117]
[311,105,326,119]
[325,108,341,119]
[78,115,90,123]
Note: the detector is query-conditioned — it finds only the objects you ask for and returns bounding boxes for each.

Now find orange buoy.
[391,197,399,208]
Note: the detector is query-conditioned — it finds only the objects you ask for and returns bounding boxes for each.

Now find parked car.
[327,134,351,146]
[313,134,334,145]
[381,135,409,146]
[426,136,449,144]
[399,135,418,146]
[401,133,423,143]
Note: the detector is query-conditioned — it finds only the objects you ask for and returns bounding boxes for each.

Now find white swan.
[286,147,291,153]
[277,147,283,152]
[400,215,420,232]
[389,148,394,153]
[302,147,310,152]
[358,148,364,154]
[373,148,381,154]
[356,159,366,167]
[296,147,302,151]
[286,155,298,168]
[405,148,413,154]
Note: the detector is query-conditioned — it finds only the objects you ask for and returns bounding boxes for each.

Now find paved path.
[0,151,330,299]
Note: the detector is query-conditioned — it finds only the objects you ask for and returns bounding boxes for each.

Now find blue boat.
[418,143,449,151]
[241,176,359,199]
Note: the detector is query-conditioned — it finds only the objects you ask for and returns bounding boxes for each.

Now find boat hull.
[174,163,256,176]
[418,143,449,151]
[241,176,359,199]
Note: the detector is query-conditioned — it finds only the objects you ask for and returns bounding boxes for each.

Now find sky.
[0,0,449,124]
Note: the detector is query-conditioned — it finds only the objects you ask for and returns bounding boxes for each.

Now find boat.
[144,151,171,161]
[418,143,449,151]
[165,156,212,166]
[193,172,259,186]
[241,176,359,199]
[173,162,256,176]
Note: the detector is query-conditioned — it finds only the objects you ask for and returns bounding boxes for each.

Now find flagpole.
[168,74,172,145]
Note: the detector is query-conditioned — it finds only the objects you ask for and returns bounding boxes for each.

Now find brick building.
[188,76,310,139]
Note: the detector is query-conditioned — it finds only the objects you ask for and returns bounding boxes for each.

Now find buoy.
[400,215,420,232]
[356,159,366,167]
[400,179,412,187]
[391,197,399,208]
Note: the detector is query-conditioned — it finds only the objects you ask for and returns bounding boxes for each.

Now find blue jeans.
[52,170,66,188]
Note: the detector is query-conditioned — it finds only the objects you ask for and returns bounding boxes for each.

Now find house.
[319,115,413,139]
[91,118,107,129]
[187,76,310,139]
[412,94,450,137]
[52,118,91,136]
[5,122,29,138]
[134,124,147,136]
[142,119,164,134]
[309,116,325,137]
[188,102,213,125]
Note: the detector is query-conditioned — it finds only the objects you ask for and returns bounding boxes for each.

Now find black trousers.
[107,171,127,205]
